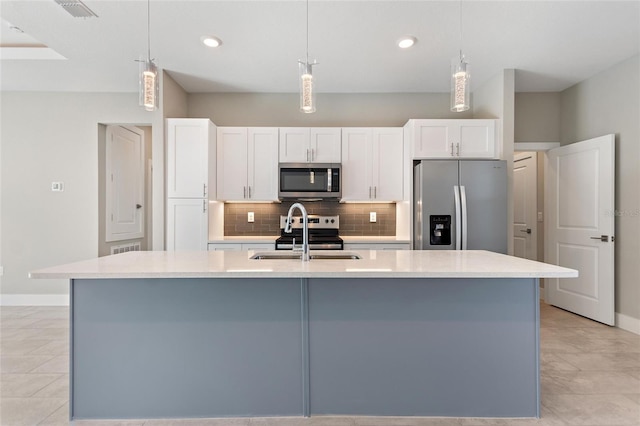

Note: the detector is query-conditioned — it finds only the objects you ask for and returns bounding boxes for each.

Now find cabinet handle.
[456,143,460,156]
[203,183,207,197]
[369,186,372,199]
[306,149,310,162]
[243,186,246,199]
[311,148,315,161]
[374,186,377,199]
[450,143,455,156]
[203,200,207,213]
[248,186,252,199]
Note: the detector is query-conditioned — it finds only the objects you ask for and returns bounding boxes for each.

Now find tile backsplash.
[224,201,396,236]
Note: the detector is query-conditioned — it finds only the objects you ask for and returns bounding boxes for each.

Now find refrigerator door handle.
[454,185,462,250]
[460,185,468,250]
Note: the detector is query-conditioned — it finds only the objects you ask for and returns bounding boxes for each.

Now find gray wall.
[188,92,473,126]
[560,54,640,321]
[515,92,561,143]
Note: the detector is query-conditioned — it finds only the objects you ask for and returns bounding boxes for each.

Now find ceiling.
[1,1,639,94]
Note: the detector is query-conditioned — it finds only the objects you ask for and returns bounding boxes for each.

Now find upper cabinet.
[279,127,341,163]
[409,119,497,159]
[167,119,216,199]
[217,127,279,201]
[341,128,404,202]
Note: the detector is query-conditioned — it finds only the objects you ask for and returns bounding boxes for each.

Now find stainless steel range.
[275,215,342,250]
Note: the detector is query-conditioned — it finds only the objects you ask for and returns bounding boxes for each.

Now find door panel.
[460,160,507,254]
[513,153,537,260]
[248,128,278,201]
[545,134,615,325]
[106,125,144,242]
[415,161,459,250]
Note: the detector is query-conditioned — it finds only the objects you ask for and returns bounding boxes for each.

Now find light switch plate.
[248,212,255,223]
[537,211,543,222]
[370,212,377,223]
[51,182,64,192]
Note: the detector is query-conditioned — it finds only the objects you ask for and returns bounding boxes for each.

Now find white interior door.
[513,152,537,260]
[106,125,144,242]
[545,135,615,325]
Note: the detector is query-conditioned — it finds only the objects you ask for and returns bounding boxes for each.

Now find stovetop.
[275,215,343,250]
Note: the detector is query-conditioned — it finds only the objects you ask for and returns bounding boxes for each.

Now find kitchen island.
[30,250,577,421]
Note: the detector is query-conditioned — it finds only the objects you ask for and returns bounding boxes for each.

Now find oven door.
[278,163,341,199]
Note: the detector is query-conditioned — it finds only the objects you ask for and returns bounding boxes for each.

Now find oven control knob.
[331,219,335,223]
[325,219,329,224]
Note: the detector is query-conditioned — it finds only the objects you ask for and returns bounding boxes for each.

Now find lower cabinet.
[344,242,411,251]
[208,242,275,251]
[166,199,208,251]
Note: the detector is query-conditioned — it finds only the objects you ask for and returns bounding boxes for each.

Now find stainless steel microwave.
[278,163,341,199]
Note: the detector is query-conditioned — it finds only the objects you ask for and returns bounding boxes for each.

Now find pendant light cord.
[147,0,151,61]
[459,0,463,61]
[305,0,309,64]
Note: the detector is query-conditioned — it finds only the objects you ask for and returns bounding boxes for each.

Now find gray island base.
[30,250,578,421]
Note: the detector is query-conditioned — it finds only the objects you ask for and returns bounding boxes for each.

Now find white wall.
[560,54,640,324]
[0,92,162,304]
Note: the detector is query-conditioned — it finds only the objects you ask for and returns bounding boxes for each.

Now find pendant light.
[138,0,158,111]
[298,0,317,113]
[451,0,470,112]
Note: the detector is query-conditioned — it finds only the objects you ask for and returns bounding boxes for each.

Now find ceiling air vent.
[54,0,98,18]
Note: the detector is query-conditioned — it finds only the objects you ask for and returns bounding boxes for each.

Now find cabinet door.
[457,120,497,158]
[248,128,279,201]
[310,128,341,163]
[372,128,403,201]
[167,198,208,251]
[208,243,242,251]
[217,127,248,201]
[341,128,373,201]
[412,120,454,159]
[167,119,209,198]
[279,128,310,163]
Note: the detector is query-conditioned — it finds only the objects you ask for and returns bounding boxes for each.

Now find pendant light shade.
[299,60,316,113]
[139,58,158,111]
[451,52,470,112]
[138,0,158,111]
[299,0,317,114]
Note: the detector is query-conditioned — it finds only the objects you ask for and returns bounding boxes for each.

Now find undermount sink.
[250,252,362,260]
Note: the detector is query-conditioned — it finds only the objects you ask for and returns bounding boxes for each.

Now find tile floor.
[1,303,638,426]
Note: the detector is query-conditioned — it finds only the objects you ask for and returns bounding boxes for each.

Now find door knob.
[136,204,142,209]
[520,228,531,234]
[590,235,609,242]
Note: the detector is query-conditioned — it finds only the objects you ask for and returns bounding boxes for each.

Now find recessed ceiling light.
[201,36,222,48]
[398,36,417,49]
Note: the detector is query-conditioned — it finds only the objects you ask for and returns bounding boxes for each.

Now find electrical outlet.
[247,212,255,223]
[370,212,377,223]
[51,182,64,192]
[537,211,543,222]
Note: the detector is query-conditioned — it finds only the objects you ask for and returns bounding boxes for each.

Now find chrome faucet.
[284,202,310,261]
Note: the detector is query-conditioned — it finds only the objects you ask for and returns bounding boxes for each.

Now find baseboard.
[616,312,640,335]
[0,294,69,306]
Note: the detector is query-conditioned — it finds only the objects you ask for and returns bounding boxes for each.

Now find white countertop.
[341,236,411,243]
[209,236,277,243]
[30,250,578,280]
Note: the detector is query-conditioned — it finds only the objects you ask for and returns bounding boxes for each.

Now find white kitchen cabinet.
[344,242,411,251]
[167,119,215,199]
[279,127,341,163]
[217,127,279,201]
[341,128,403,201]
[410,119,497,159]
[167,198,209,251]
[208,242,275,251]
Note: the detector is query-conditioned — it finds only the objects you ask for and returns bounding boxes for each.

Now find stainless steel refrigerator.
[414,160,507,253]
